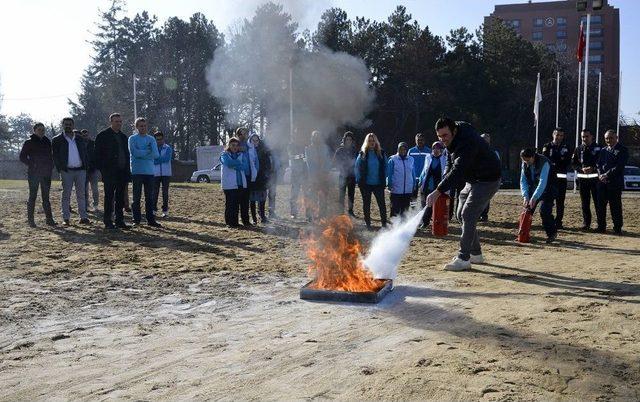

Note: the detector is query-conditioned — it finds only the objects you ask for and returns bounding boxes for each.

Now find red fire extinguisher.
[517,207,533,243]
[432,193,450,237]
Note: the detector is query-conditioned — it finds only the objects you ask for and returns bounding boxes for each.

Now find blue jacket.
[154,143,173,177]
[408,145,431,180]
[355,150,386,186]
[129,133,160,175]
[220,151,249,190]
[520,154,557,201]
[386,154,415,194]
[419,152,448,193]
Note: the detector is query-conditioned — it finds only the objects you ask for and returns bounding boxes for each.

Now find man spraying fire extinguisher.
[519,148,559,244]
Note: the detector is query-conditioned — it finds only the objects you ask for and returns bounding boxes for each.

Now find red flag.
[576,21,586,62]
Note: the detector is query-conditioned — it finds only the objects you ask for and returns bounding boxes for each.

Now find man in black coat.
[571,129,601,230]
[19,122,56,227]
[51,117,90,225]
[426,118,502,272]
[541,128,571,229]
[596,129,629,234]
[94,113,131,230]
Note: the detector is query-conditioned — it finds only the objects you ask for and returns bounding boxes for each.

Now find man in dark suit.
[51,117,90,226]
[19,122,56,227]
[596,129,629,234]
[94,113,131,230]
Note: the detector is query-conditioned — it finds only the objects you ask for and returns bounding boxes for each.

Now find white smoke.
[363,207,427,280]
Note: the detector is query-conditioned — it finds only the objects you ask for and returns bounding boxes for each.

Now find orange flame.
[305,215,384,292]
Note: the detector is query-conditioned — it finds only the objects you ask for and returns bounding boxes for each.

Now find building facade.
[485,0,620,79]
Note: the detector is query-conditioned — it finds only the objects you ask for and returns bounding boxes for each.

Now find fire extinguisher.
[517,207,534,243]
[432,193,450,237]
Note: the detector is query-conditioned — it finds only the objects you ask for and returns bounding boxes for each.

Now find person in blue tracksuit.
[128,117,160,227]
[418,141,448,227]
[520,148,558,243]
[387,142,415,218]
[153,131,173,217]
[355,133,387,230]
[220,137,251,227]
[408,133,431,200]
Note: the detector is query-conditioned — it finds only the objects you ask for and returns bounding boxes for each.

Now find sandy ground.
[1,179,639,401]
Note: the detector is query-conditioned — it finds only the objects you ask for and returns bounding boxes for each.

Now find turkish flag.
[576,21,586,62]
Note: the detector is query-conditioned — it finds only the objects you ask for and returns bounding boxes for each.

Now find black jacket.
[597,143,629,189]
[85,138,97,171]
[51,133,89,172]
[252,144,273,191]
[437,121,501,193]
[571,142,602,176]
[542,141,572,174]
[333,144,358,178]
[94,127,131,180]
[19,134,54,177]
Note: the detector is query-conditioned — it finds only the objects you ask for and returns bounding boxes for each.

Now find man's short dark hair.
[109,113,121,121]
[435,117,456,133]
[520,148,536,159]
[134,117,146,127]
[61,117,74,125]
[415,132,425,139]
[581,128,592,135]
[81,129,88,134]
[32,122,45,131]
[154,131,164,138]
[554,127,565,133]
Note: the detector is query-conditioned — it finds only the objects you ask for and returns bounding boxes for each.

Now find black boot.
[27,201,36,227]
[250,202,258,225]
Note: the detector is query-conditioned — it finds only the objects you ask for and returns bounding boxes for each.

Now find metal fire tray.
[300,279,393,303]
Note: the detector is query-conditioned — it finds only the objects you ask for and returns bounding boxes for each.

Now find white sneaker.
[444,257,471,271]
[469,254,485,264]
[161,212,168,218]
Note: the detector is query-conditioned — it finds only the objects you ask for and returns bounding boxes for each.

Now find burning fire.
[305,215,385,292]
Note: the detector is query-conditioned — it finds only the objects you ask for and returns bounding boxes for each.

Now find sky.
[0,0,637,124]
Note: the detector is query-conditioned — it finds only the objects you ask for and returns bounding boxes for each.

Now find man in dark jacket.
[520,148,558,243]
[596,129,629,234]
[94,113,131,230]
[80,129,100,211]
[51,117,90,225]
[332,131,358,216]
[19,122,56,227]
[571,129,601,231]
[541,128,571,229]
[426,118,502,271]
[288,133,308,219]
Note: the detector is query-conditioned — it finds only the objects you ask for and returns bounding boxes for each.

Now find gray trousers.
[456,180,500,260]
[85,169,100,207]
[61,170,87,220]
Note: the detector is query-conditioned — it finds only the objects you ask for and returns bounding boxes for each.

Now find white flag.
[534,73,542,127]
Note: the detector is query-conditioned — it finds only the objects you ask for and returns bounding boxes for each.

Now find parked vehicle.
[624,165,640,191]
[190,163,221,183]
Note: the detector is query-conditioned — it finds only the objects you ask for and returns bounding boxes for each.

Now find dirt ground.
[0,179,639,401]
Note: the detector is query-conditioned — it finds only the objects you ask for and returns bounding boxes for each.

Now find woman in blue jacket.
[220,137,250,227]
[355,133,387,230]
[387,142,415,218]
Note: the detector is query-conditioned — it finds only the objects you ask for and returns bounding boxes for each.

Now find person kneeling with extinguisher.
[520,148,558,244]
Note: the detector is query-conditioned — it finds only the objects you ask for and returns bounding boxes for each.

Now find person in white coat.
[418,141,448,227]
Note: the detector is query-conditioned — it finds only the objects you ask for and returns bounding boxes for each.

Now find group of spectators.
[19,114,174,229]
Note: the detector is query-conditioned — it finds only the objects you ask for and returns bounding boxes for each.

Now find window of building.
[557,17,567,26]
[532,31,543,40]
[533,18,544,27]
[588,54,603,63]
[590,28,603,37]
[582,15,602,24]
[556,30,567,39]
[589,41,603,50]
[556,42,567,52]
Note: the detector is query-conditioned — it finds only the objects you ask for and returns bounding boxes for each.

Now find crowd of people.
[19,113,629,272]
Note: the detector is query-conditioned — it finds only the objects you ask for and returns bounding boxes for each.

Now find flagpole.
[535,72,540,149]
[596,71,602,142]
[289,66,293,139]
[556,71,560,127]
[133,73,138,120]
[575,62,582,149]
[616,70,622,137]
[581,13,591,130]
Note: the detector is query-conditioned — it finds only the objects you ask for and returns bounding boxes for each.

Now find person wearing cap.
[333,131,358,216]
[520,148,558,243]
[408,133,431,200]
[541,128,571,230]
[479,133,500,222]
[418,141,448,227]
[425,118,501,271]
[387,142,415,218]
[571,129,601,231]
